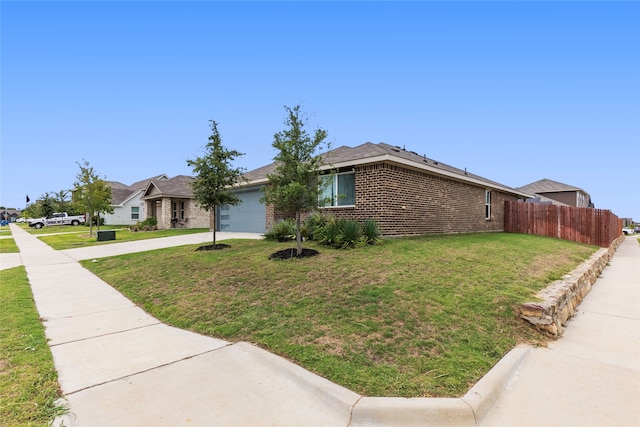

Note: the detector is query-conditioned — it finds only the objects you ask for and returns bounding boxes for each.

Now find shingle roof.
[129,174,168,190]
[110,188,137,205]
[243,141,530,197]
[142,175,195,199]
[516,178,585,194]
[109,181,129,190]
[108,174,169,205]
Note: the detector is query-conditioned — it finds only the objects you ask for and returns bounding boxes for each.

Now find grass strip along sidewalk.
[38,227,209,250]
[82,232,597,398]
[0,267,65,426]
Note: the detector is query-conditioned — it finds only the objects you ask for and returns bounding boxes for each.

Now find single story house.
[140,175,212,229]
[0,209,21,223]
[105,174,169,225]
[516,178,594,209]
[225,142,532,235]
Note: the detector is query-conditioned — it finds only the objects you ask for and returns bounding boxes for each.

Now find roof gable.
[517,178,585,194]
[108,174,170,205]
[142,175,195,199]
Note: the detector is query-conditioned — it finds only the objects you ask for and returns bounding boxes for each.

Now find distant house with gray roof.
[140,175,212,230]
[104,175,168,225]
[226,142,532,235]
[516,178,594,209]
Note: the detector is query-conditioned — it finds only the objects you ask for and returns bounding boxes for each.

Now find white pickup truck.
[28,212,86,229]
[622,227,635,236]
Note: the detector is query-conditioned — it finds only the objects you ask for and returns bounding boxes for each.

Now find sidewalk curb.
[349,345,531,426]
[462,344,531,423]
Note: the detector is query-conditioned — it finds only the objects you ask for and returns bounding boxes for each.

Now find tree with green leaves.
[261,105,330,257]
[187,120,246,249]
[54,189,71,213]
[39,192,56,218]
[72,160,113,236]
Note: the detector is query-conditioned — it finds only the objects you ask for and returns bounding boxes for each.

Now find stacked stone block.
[519,234,625,336]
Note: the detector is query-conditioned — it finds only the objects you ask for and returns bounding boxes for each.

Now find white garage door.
[218,187,266,233]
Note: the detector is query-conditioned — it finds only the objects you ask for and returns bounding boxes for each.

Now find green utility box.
[96,230,116,241]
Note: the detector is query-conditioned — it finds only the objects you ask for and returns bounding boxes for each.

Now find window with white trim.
[319,172,355,207]
[485,190,491,220]
[131,206,139,220]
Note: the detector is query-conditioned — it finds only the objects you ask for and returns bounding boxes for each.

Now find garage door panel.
[219,188,266,233]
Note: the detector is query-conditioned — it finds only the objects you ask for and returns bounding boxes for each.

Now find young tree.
[187,120,246,249]
[39,192,56,218]
[261,105,329,257]
[54,189,71,213]
[73,160,113,236]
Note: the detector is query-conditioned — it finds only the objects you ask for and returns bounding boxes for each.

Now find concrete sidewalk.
[481,235,640,426]
[4,224,639,426]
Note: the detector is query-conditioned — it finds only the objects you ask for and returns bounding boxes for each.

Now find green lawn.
[39,227,210,250]
[0,237,19,253]
[82,232,597,397]
[0,267,66,426]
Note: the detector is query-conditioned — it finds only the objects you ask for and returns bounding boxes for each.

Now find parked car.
[622,227,635,235]
[16,217,27,223]
[635,226,640,234]
[28,212,86,229]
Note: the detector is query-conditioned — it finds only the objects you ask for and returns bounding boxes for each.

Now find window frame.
[319,171,356,208]
[485,190,492,220]
[131,206,139,220]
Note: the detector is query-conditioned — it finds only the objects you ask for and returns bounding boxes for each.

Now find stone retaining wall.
[519,234,626,336]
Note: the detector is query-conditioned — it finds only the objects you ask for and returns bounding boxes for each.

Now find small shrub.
[316,216,343,246]
[133,217,158,232]
[142,217,158,228]
[89,216,105,226]
[361,219,381,245]
[302,212,328,240]
[264,219,296,242]
[338,220,362,249]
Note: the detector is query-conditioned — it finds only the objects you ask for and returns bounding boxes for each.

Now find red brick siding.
[267,161,518,236]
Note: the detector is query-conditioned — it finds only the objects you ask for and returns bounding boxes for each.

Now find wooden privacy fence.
[504,201,621,247]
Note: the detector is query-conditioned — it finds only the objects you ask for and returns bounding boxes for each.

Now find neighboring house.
[0,209,21,223]
[516,178,594,209]
[620,218,634,227]
[104,175,169,225]
[523,195,570,206]
[226,142,532,236]
[140,175,212,230]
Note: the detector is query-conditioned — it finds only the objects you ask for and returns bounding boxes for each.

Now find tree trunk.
[213,206,217,248]
[296,212,302,256]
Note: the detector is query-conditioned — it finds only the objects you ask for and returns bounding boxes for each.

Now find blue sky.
[2,1,639,219]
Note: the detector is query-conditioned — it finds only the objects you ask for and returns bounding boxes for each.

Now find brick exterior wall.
[187,201,212,229]
[267,161,518,236]
[146,197,212,229]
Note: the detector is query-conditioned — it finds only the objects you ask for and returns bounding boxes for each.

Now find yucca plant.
[361,219,381,245]
[338,220,362,249]
[303,212,328,241]
[317,217,343,246]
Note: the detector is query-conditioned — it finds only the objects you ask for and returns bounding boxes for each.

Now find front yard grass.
[0,237,19,253]
[39,227,210,250]
[81,232,597,398]
[0,267,65,425]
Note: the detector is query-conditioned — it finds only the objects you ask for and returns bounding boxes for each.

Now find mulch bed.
[196,244,231,251]
[269,248,320,260]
